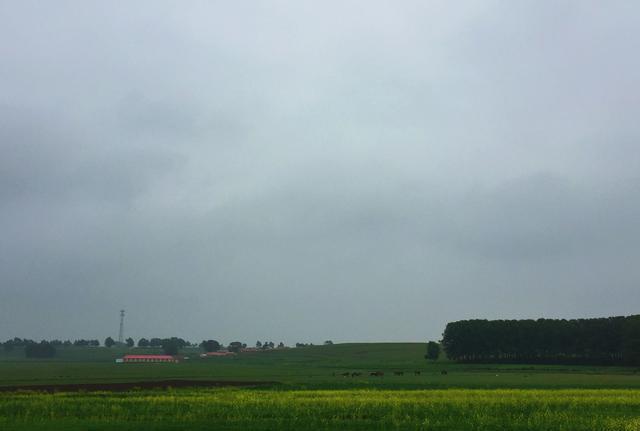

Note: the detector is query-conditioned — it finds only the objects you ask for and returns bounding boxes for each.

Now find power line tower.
[118,310,125,344]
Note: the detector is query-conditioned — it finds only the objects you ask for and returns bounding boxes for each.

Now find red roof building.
[121,355,178,363]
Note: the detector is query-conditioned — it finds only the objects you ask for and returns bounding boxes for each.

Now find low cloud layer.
[1,1,639,343]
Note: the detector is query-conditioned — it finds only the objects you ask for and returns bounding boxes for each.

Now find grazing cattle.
[414,370,421,376]
[441,370,448,375]
[370,371,384,377]
[340,372,350,377]
[351,372,362,377]
[393,371,404,376]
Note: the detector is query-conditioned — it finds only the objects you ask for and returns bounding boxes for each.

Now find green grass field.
[2,343,640,430]
[1,343,639,389]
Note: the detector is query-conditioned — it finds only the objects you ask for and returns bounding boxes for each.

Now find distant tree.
[278,342,285,349]
[2,338,26,352]
[5,337,26,351]
[324,340,333,345]
[623,315,640,366]
[138,338,149,347]
[125,337,135,348]
[228,341,243,353]
[25,341,56,358]
[71,339,99,347]
[426,341,440,361]
[200,340,221,352]
[162,339,180,356]
[63,340,72,347]
[256,341,262,348]
[150,338,163,347]
[167,337,188,349]
[105,337,115,348]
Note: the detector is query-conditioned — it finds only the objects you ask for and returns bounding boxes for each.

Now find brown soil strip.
[0,380,278,393]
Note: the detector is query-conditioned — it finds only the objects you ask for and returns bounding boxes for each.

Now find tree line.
[441,315,640,365]
[3,336,329,352]
[1,337,301,358]
[3,338,100,351]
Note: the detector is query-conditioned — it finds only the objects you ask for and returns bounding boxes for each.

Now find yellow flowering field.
[1,388,640,430]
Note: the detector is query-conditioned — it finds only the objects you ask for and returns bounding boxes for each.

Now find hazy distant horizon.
[5,311,640,347]
[2,1,639,344]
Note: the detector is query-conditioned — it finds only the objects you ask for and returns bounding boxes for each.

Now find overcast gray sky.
[1,1,639,344]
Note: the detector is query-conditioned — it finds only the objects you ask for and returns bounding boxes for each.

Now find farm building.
[118,355,178,363]
[200,351,236,358]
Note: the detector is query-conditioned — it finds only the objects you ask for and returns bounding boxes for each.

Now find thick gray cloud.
[1,1,639,344]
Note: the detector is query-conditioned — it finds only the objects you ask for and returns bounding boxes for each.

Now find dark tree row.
[3,337,298,356]
[3,338,100,351]
[1,340,58,358]
[255,341,286,349]
[442,315,640,365]
[136,337,193,348]
[25,342,57,358]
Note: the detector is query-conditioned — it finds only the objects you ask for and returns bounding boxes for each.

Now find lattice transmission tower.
[118,310,125,344]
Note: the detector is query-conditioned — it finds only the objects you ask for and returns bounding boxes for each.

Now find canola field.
[2,388,640,431]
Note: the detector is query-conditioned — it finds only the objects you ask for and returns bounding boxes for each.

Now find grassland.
[2,343,640,430]
[1,343,640,389]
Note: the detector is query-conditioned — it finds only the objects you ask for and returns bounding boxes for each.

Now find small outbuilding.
[200,351,236,358]
[119,354,178,363]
